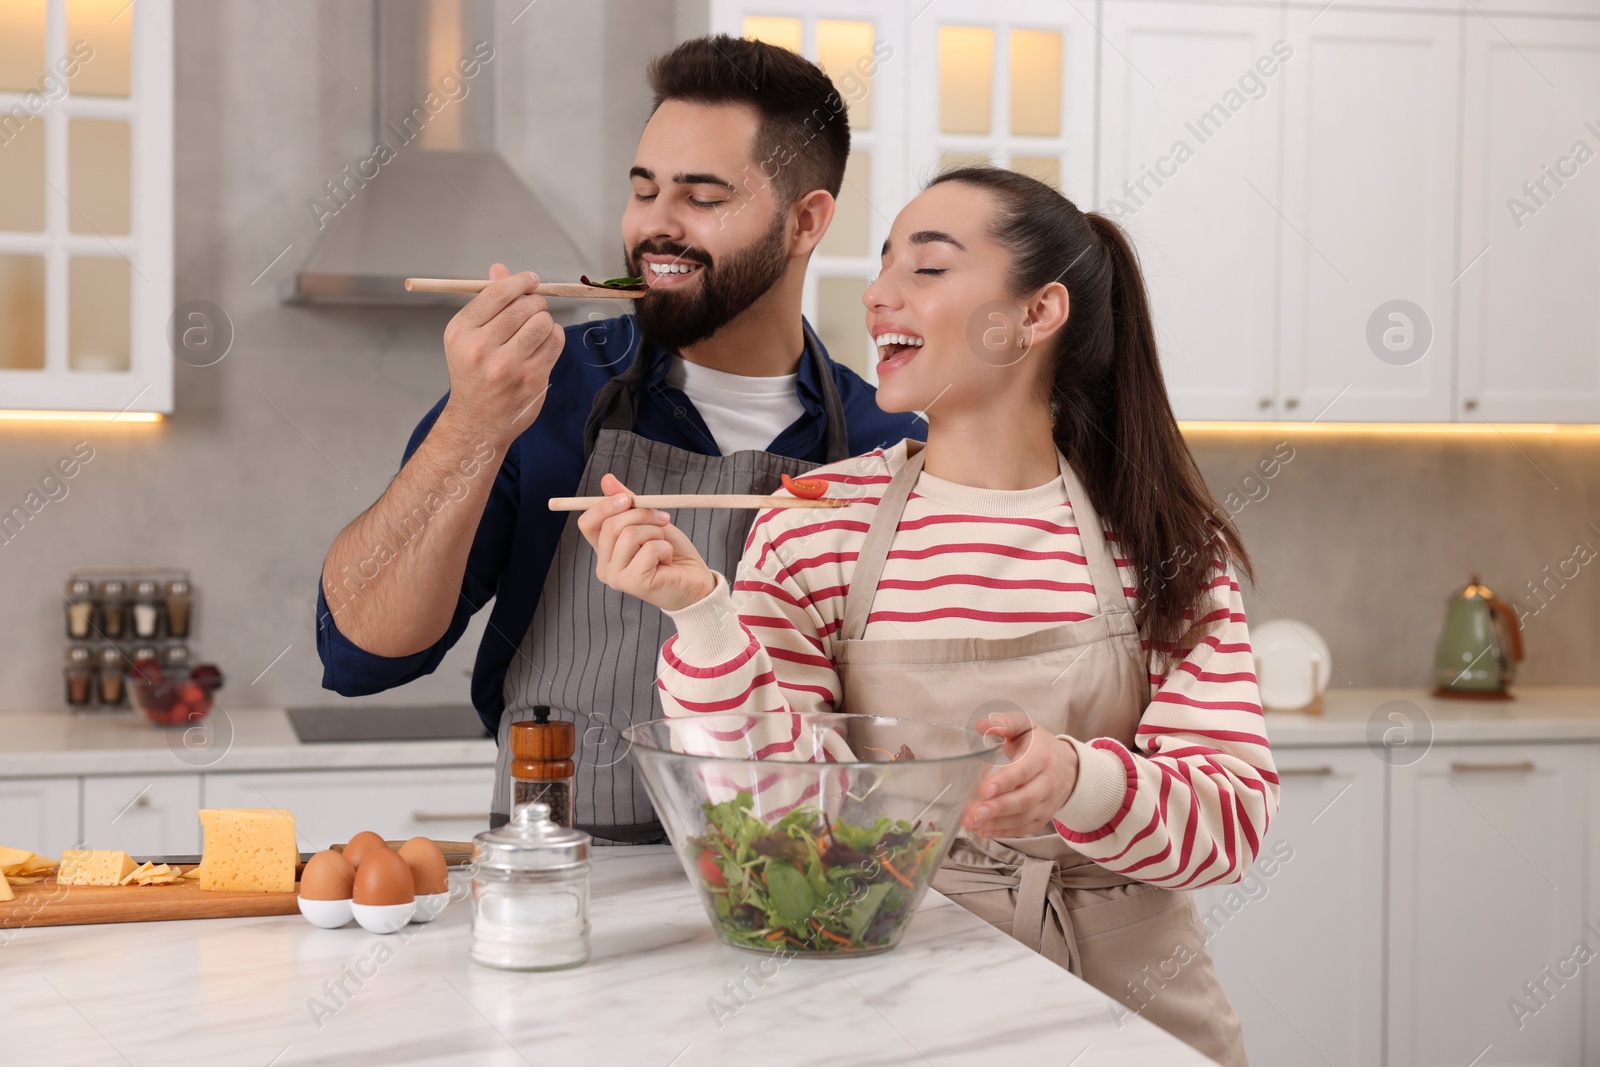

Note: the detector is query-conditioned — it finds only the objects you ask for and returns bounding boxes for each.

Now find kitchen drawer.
[201,767,495,848]
[0,777,79,856]
[82,775,202,856]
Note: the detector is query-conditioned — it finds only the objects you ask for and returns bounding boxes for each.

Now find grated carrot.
[881,856,915,889]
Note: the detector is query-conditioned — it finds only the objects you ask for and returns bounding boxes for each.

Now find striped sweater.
[656,439,1279,889]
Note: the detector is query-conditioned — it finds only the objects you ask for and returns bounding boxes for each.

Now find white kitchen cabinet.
[81,774,201,857]
[202,767,495,850]
[1275,10,1462,423]
[1589,745,1600,1067]
[0,0,174,415]
[1097,2,1284,421]
[1388,744,1588,1067]
[0,776,78,855]
[1456,16,1600,423]
[1193,747,1385,1067]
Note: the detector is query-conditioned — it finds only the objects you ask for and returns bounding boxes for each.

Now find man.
[316,36,923,841]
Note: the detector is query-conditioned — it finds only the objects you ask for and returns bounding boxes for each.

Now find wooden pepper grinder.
[509,706,575,827]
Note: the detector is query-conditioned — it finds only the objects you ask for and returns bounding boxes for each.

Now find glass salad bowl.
[623,712,1002,957]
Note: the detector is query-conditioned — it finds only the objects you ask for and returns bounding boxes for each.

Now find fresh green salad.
[689,792,944,954]
[579,274,646,290]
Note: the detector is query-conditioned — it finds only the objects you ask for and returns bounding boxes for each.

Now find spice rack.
[63,567,195,710]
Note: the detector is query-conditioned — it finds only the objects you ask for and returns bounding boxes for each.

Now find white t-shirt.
[664,356,807,455]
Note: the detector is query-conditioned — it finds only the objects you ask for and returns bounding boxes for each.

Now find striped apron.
[494,326,851,843]
[833,439,1250,1067]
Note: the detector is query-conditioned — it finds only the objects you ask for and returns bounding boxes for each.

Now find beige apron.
[833,439,1249,1067]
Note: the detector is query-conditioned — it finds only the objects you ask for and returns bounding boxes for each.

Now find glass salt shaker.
[132,580,163,639]
[470,802,591,971]
[66,580,96,639]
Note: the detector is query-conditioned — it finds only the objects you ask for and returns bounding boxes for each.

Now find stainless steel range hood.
[286,0,589,306]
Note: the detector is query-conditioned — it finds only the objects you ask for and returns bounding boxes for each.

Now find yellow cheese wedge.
[0,874,12,901]
[58,850,137,887]
[195,809,296,893]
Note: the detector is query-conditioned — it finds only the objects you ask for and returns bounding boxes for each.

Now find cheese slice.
[0,874,12,901]
[58,850,137,887]
[194,809,296,893]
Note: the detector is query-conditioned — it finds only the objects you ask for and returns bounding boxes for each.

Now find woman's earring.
[1018,332,1031,351]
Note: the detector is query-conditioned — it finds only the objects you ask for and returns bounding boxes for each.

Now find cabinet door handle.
[411,811,489,822]
[1449,759,1535,773]
[1280,765,1334,776]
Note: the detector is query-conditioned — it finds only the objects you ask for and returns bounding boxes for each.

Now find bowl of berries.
[130,658,224,727]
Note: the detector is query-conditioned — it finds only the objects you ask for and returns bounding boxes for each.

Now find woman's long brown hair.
[929,167,1253,655]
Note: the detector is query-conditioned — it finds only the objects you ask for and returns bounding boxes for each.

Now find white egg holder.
[299,891,451,932]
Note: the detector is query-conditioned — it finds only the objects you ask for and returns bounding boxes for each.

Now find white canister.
[469,802,591,970]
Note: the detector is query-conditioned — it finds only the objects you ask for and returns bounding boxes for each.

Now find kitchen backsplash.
[0,0,1594,711]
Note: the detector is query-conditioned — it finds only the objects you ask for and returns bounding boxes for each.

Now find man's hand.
[578,474,718,613]
[965,711,1081,838]
[440,262,564,441]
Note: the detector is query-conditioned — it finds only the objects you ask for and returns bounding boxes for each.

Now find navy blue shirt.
[316,315,924,734]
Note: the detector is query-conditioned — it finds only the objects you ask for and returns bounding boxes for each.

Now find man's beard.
[627,210,789,352]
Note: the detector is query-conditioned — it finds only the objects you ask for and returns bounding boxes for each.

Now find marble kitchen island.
[2,846,1217,1066]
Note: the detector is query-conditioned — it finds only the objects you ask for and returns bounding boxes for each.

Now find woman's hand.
[577,473,717,613]
[965,710,1080,838]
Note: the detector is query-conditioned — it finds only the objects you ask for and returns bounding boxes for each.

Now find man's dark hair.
[646,35,851,203]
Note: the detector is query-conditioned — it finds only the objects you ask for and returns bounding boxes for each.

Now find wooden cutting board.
[0,867,299,928]
[1,841,475,928]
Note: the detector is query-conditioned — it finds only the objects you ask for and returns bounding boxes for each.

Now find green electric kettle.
[1432,574,1524,699]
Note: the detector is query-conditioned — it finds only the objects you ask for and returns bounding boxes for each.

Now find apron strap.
[839,440,927,642]
[804,321,852,464]
[841,442,1133,641]
[583,321,851,463]
[1053,456,1134,622]
[934,850,1131,978]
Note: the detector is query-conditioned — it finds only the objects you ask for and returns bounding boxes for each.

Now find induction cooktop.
[288,704,491,743]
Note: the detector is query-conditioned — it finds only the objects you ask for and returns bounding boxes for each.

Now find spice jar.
[164,579,192,638]
[97,647,127,705]
[99,580,127,639]
[163,643,190,671]
[66,580,96,639]
[509,706,575,827]
[64,646,93,706]
[469,802,591,971]
[132,580,162,639]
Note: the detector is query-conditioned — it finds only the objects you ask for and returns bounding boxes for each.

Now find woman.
[579,168,1275,1067]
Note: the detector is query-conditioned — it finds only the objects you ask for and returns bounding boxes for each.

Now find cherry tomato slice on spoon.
[781,473,828,500]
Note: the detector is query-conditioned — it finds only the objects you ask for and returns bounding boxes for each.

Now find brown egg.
[397,837,449,896]
[299,850,356,901]
[343,830,388,870]
[352,845,414,906]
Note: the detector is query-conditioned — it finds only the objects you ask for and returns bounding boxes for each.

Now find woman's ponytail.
[930,169,1252,656]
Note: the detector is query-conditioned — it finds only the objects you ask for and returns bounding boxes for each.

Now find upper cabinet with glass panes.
[709,2,1087,386]
[713,6,906,383]
[0,0,173,415]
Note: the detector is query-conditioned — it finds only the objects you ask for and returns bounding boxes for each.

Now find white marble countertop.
[0,846,1215,1067]
[5,686,1599,781]
[0,707,496,777]
[1262,686,1600,747]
